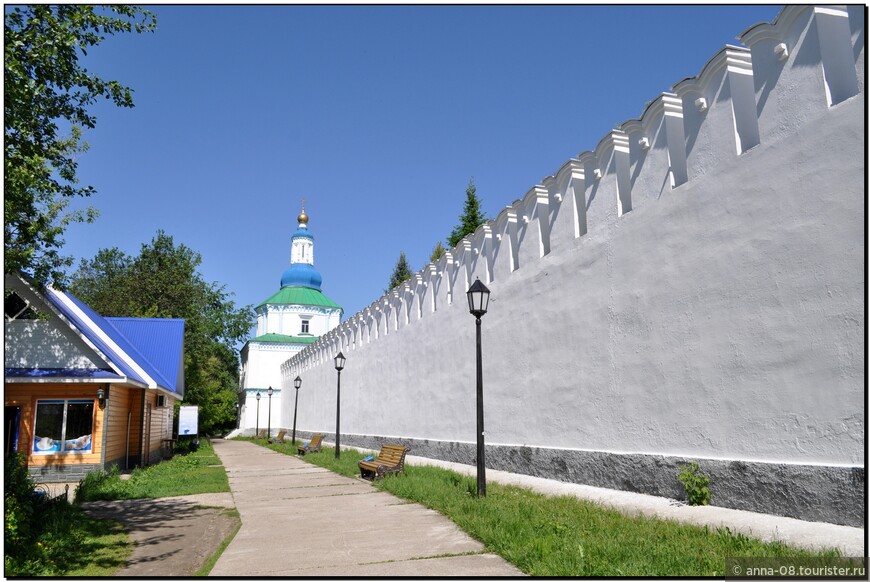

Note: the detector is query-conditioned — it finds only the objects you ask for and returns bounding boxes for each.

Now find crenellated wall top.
[282,4,862,374]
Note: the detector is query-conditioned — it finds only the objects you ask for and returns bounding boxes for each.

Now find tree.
[4,5,157,289]
[385,251,413,293]
[430,241,445,262]
[70,231,253,434]
[447,177,488,249]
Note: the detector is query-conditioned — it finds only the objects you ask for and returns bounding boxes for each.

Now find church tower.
[237,205,342,436]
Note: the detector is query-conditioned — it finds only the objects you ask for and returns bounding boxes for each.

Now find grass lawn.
[253,439,842,576]
[76,438,230,501]
[63,515,132,577]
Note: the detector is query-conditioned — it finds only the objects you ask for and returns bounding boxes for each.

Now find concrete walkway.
[208,439,863,576]
[208,439,524,577]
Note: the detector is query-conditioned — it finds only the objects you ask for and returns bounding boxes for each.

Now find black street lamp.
[292,376,302,446]
[267,386,273,440]
[255,391,261,438]
[467,277,491,497]
[334,352,346,459]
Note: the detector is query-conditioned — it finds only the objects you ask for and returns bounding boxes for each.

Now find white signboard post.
[178,405,199,437]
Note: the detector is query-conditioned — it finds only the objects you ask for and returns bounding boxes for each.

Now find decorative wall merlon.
[725,46,754,75]
[662,93,684,117]
[555,158,585,185]
[610,129,631,153]
[738,5,807,47]
[672,45,750,98]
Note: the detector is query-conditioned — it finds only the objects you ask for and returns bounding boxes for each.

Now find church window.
[301,320,310,334]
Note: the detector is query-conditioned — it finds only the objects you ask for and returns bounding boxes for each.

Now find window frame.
[301,319,310,334]
[32,398,95,455]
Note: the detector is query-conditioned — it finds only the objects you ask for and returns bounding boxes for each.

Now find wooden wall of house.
[5,383,103,467]
[6,383,179,470]
[143,391,172,464]
[103,385,142,469]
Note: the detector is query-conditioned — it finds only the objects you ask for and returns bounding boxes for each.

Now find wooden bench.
[256,429,267,439]
[358,444,411,480]
[268,429,286,444]
[297,433,323,455]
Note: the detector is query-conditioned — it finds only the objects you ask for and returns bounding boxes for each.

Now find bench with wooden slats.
[297,433,323,455]
[358,444,411,480]
[268,429,286,444]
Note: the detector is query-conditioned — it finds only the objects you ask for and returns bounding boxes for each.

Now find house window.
[301,320,310,334]
[4,292,39,320]
[32,399,94,454]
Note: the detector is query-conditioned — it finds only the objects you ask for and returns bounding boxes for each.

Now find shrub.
[75,465,129,502]
[677,462,711,506]
[4,453,90,576]
[5,454,37,550]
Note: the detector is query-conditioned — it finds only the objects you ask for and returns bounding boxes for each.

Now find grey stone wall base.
[294,430,863,527]
[28,463,102,484]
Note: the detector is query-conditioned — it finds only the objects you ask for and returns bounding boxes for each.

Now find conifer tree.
[386,251,413,293]
[430,241,445,262]
[447,178,488,249]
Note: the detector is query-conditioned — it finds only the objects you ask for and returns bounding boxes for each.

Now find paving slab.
[208,439,524,577]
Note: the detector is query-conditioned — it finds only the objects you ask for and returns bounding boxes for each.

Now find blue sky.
[62,4,781,339]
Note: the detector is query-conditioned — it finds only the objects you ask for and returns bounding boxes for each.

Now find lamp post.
[334,352,346,459]
[255,391,261,438]
[292,376,302,446]
[467,277,491,497]
[266,386,273,440]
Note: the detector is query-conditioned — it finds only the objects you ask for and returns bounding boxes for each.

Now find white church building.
[237,207,342,435]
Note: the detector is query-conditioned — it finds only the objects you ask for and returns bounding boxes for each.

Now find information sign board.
[178,405,199,436]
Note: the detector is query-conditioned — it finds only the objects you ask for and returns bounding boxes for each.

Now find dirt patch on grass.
[80,493,238,576]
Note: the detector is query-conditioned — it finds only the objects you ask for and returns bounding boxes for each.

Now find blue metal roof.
[43,288,185,394]
[107,318,185,395]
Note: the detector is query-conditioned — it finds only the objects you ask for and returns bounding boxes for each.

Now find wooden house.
[4,274,184,483]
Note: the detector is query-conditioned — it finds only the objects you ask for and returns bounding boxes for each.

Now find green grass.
[5,502,133,577]
[63,515,133,577]
[255,442,841,576]
[76,438,230,501]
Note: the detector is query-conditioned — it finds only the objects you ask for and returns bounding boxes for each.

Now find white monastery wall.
[278,6,864,525]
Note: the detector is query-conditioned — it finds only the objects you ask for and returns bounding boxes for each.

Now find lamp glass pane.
[466,279,490,314]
